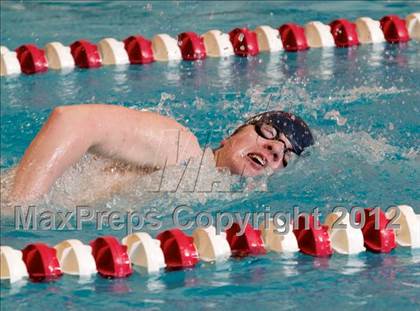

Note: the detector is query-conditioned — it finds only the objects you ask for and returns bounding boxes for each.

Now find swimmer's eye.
[259,123,278,140]
[282,150,292,167]
[278,139,293,167]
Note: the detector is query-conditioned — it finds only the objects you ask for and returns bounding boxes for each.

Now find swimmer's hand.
[11,104,202,201]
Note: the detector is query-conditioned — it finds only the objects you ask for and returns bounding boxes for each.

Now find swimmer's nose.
[263,141,284,164]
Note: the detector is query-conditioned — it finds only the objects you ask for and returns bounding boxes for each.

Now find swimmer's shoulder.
[57,103,203,163]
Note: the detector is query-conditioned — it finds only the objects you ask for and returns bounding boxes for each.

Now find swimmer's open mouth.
[247,152,267,168]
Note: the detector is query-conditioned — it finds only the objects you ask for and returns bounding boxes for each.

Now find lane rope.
[1,13,419,76]
[1,205,419,283]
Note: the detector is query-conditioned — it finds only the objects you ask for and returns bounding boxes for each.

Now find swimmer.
[10,104,314,202]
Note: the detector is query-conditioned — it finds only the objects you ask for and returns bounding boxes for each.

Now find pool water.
[1,1,420,310]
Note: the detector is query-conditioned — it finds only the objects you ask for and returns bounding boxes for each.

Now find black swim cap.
[241,111,314,155]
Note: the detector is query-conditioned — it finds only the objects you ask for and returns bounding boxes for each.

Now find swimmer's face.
[215,125,294,176]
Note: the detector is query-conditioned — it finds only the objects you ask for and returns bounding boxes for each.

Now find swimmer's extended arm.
[11,104,202,201]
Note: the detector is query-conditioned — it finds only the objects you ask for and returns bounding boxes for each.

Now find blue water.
[1,1,420,310]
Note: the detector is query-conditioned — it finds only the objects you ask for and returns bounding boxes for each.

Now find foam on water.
[317,131,398,163]
[1,147,266,215]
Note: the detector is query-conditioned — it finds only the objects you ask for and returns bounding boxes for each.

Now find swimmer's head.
[214,111,314,176]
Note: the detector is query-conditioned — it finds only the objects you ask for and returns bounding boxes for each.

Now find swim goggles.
[253,122,294,167]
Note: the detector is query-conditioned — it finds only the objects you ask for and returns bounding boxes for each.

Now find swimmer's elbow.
[46,105,98,148]
[48,106,71,124]
[45,106,76,134]
[49,105,89,131]
[50,104,91,119]
[51,105,67,115]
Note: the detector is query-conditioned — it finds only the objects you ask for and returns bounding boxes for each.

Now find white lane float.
[192,226,231,262]
[44,42,75,70]
[202,30,234,57]
[0,246,29,283]
[324,212,366,255]
[255,25,283,52]
[259,219,299,253]
[406,13,420,40]
[386,205,420,248]
[355,17,386,44]
[1,46,9,54]
[151,34,182,61]
[0,47,21,76]
[304,21,335,48]
[122,232,166,273]
[54,239,97,276]
[98,38,130,65]
[0,204,418,285]
[2,11,419,77]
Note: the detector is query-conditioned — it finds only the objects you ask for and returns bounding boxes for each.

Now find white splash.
[317,131,398,163]
[324,110,347,126]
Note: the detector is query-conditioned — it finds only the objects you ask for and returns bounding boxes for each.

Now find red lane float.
[15,44,48,74]
[293,214,333,257]
[226,223,266,257]
[356,208,396,253]
[123,35,155,64]
[330,19,360,47]
[70,40,102,68]
[177,32,206,61]
[229,28,259,57]
[90,236,132,278]
[380,15,410,43]
[157,228,199,269]
[22,243,62,281]
[279,23,309,52]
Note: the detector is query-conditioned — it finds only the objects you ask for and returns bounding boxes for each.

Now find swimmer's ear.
[220,138,227,147]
